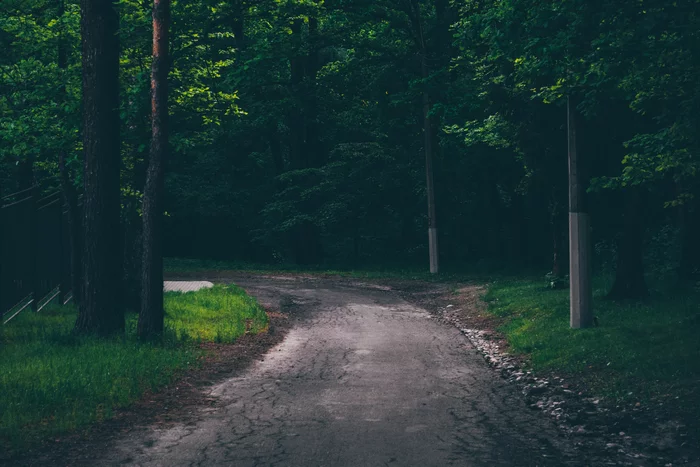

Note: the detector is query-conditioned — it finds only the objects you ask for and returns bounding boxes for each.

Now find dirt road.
[95,275,583,466]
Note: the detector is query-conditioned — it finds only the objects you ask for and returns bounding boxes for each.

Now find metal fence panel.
[1,187,72,322]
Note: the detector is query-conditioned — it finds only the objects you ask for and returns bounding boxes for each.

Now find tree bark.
[289,18,305,171]
[57,0,83,307]
[550,191,563,277]
[231,0,245,51]
[138,0,170,339]
[269,128,284,175]
[74,0,123,336]
[17,158,34,191]
[287,16,323,264]
[305,16,321,167]
[552,215,562,277]
[607,188,649,299]
[679,190,700,280]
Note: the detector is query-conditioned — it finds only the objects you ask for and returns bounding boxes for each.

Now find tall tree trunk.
[305,16,321,167]
[231,0,245,51]
[269,128,284,175]
[287,16,322,264]
[57,0,83,307]
[17,158,34,191]
[550,192,563,277]
[607,188,649,299]
[289,18,304,170]
[679,188,700,280]
[74,0,123,336]
[138,0,170,339]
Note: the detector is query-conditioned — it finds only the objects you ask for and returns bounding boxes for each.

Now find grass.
[164,257,528,283]
[166,258,700,431]
[164,284,268,341]
[0,284,268,454]
[484,275,700,429]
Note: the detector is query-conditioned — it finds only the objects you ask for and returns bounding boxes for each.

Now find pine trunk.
[231,0,245,51]
[552,220,561,277]
[57,0,83,307]
[608,188,649,299]
[306,17,321,167]
[289,19,304,170]
[679,192,700,280]
[74,0,123,336]
[288,16,323,264]
[138,0,170,339]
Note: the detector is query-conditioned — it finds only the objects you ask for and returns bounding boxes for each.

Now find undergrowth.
[484,276,700,432]
[164,257,527,283]
[0,284,268,454]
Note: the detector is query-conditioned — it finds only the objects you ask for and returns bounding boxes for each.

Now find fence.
[0,187,73,324]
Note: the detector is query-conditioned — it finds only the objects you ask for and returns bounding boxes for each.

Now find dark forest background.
[2,0,700,292]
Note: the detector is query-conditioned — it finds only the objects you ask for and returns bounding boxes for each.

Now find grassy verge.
[0,284,268,453]
[164,257,526,283]
[484,276,700,429]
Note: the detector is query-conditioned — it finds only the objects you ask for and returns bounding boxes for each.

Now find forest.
[2,0,700,314]
[3,0,700,462]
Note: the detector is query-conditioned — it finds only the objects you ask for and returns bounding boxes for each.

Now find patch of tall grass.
[163,284,268,341]
[484,276,700,429]
[0,284,267,454]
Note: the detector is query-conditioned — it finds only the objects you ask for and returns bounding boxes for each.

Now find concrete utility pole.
[421,55,439,274]
[567,96,593,328]
[424,93,439,274]
[409,0,439,274]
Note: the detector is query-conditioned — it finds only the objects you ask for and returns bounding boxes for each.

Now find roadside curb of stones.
[435,304,695,467]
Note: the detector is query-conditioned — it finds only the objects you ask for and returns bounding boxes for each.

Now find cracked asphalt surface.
[96,276,584,466]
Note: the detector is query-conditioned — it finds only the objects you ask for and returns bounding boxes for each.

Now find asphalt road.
[96,276,582,466]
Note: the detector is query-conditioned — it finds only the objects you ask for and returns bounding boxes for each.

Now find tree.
[138,0,171,339]
[5,0,700,300]
[74,0,123,336]
[607,187,649,299]
[57,0,83,308]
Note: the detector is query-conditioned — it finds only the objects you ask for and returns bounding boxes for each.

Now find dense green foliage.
[0,285,268,452]
[2,0,699,280]
[3,0,699,453]
[484,276,700,432]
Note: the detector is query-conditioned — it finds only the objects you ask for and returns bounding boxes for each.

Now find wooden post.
[567,96,593,328]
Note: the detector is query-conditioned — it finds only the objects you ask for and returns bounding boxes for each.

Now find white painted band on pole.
[429,227,439,274]
[569,212,593,328]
